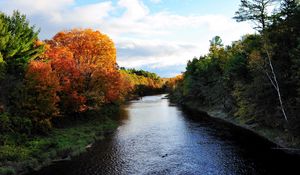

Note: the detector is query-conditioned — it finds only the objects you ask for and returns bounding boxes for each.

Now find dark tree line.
[169,0,300,142]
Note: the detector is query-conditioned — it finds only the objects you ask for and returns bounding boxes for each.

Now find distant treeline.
[120,68,165,97]
[168,0,300,143]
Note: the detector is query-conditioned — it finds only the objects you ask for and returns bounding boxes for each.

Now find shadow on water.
[180,107,300,175]
[31,95,300,175]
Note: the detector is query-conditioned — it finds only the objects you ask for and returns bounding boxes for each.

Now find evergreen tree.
[0,11,44,76]
[0,11,44,113]
[234,0,278,31]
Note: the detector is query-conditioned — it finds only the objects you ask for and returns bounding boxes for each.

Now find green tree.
[235,0,288,121]
[0,13,9,80]
[0,11,44,76]
[234,0,278,30]
[279,0,299,18]
[210,36,223,47]
[0,11,44,113]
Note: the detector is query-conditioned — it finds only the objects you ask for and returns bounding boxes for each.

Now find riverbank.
[179,101,300,154]
[0,110,119,175]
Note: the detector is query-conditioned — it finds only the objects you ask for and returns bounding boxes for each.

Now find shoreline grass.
[0,112,118,175]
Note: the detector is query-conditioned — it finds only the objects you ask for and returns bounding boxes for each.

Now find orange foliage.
[91,68,122,103]
[23,28,131,119]
[45,29,121,108]
[51,29,116,71]
[118,69,164,97]
[165,75,183,91]
[24,61,60,122]
[119,71,135,99]
[44,46,87,113]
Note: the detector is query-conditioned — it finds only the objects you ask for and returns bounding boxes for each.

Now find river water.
[32,94,299,175]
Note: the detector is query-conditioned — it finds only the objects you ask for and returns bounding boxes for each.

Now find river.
[32,94,299,175]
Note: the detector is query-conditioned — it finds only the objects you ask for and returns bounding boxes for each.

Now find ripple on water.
[31,94,300,175]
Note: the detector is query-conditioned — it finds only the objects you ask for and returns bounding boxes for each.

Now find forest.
[168,0,300,147]
[1,0,300,174]
[0,11,164,174]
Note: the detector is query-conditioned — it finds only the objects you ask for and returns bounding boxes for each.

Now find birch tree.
[234,0,288,121]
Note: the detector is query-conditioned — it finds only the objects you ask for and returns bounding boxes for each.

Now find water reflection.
[32,94,299,175]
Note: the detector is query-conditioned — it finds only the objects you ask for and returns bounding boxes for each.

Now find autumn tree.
[50,29,116,71]
[165,75,183,92]
[43,45,87,114]
[120,68,164,97]
[119,70,135,99]
[22,61,60,132]
[47,29,119,108]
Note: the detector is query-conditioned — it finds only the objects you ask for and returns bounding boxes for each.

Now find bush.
[0,145,30,162]
[0,113,32,138]
[0,167,15,175]
[0,113,11,133]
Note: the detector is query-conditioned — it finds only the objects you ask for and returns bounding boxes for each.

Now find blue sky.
[74,0,240,16]
[0,0,254,77]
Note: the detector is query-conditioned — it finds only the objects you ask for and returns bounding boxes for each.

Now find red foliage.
[48,29,121,106]
[24,61,60,121]
[23,28,127,119]
[44,45,87,113]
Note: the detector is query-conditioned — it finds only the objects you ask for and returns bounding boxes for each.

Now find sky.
[0,0,254,77]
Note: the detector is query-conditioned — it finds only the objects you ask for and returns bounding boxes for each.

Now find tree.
[0,11,44,113]
[210,36,224,47]
[47,29,119,108]
[44,45,87,114]
[278,0,299,19]
[0,11,44,76]
[234,0,278,31]
[21,61,60,132]
[0,14,9,80]
[119,68,164,97]
[50,29,116,71]
[235,0,288,121]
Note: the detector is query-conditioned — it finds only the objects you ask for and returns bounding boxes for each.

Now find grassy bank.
[180,101,300,153]
[0,109,119,175]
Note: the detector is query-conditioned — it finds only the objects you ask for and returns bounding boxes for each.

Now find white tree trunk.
[263,39,288,121]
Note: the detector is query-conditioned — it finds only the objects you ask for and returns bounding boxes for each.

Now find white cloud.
[150,0,162,4]
[117,39,199,68]
[57,2,113,24]
[0,0,74,16]
[118,0,149,20]
[0,0,254,77]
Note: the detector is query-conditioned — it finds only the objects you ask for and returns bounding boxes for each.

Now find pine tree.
[0,13,9,80]
[0,11,44,113]
[0,11,44,76]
